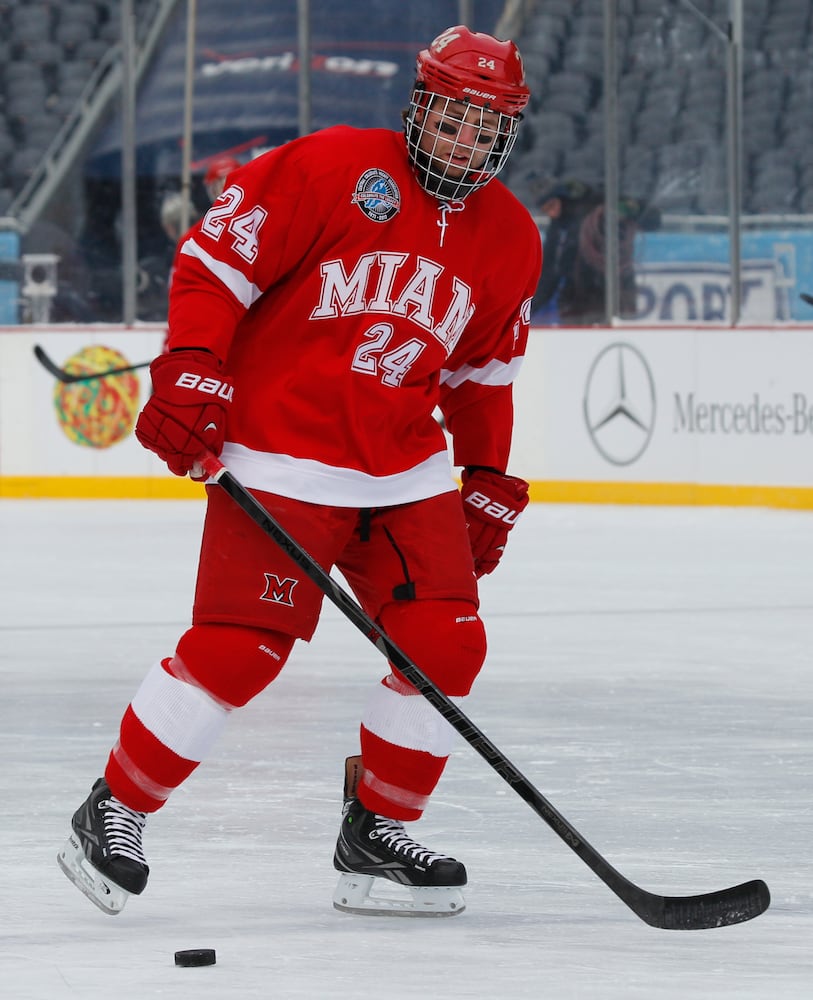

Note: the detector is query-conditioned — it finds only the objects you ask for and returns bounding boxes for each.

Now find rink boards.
[1,324,812,509]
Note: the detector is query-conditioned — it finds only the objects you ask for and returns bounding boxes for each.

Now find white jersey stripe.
[218,441,457,507]
[439,353,524,388]
[180,237,263,309]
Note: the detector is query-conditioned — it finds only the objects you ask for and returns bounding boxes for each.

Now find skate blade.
[57,832,130,916]
[333,872,465,918]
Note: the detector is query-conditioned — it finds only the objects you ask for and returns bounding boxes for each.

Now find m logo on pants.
[261,573,298,607]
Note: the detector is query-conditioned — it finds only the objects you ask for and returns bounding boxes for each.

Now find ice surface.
[1,498,810,998]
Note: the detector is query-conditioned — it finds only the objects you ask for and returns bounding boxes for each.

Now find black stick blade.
[32,344,150,383]
[654,879,770,930]
[33,344,73,381]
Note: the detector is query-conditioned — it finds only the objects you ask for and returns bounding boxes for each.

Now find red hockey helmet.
[415,26,529,116]
[406,27,529,201]
[204,155,241,201]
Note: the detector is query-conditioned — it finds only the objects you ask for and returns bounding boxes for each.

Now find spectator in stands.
[530,177,659,325]
[159,190,200,247]
[159,155,241,255]
[153,155,243,329]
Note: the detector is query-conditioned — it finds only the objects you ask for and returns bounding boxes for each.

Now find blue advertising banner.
[634,230,813,324]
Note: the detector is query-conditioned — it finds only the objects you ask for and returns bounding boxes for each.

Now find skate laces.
[371,816,447,866]
[100,795,148,866]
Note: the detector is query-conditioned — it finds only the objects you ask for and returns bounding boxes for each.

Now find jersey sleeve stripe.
[180,237,263,309]
[439,355,523,389]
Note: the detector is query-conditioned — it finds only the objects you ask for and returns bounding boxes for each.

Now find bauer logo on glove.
[463,488,523,525]
[174,371,234,400]
[460,468,529,578]
[135,349,233,478]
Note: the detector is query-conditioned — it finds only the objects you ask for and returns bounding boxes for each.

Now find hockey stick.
[200,453,770,930]
[33,344,152,383]
[800,293,813,307]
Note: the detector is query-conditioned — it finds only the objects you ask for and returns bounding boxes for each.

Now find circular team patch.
[352,168,401,222]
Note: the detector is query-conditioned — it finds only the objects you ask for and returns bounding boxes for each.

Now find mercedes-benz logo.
[583,342,656,466]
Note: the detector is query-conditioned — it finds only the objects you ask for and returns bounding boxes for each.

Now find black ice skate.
[332,756,466,917]
[57,777,149,915]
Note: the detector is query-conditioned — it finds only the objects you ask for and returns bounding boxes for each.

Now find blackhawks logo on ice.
[352,168,401,222]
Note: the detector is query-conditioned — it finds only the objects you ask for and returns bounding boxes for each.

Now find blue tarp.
[87,0,504,177]
[0,229,20,324]
[636,230,813,323]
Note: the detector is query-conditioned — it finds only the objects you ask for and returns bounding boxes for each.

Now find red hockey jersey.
[167,126,542,506]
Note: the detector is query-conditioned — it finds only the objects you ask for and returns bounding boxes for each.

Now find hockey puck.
[174,948,216,967]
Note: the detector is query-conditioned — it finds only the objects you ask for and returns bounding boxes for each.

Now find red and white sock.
[358,671,464,821]
[105,659,233,812]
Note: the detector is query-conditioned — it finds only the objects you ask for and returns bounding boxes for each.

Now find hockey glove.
[135,349,233,477]
[461,468,529,578]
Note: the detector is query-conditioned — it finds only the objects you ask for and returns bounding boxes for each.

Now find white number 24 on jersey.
[200,186,267,263]
[351,323,426,387]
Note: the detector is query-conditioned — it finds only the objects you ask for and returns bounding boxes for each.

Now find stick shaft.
[200,453,769,929]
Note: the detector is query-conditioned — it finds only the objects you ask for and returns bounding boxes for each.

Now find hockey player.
[58,25,541,918]
[202,154,242,203]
